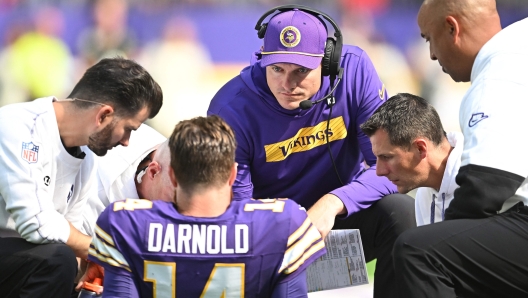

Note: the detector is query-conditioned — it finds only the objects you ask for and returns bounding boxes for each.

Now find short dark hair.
[67,57,162,119]
[169,115,237,193]
[360,93,446,149]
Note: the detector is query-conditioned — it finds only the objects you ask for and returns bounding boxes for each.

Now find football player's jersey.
[89,198,325,297]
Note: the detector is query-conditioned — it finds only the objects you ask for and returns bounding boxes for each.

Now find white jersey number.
[243,198,285,212]
[144,261,245,297]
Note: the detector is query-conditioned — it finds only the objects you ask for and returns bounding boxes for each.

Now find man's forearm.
[66,222,92,259]
[307,194,346,239]
[312,194,346,216]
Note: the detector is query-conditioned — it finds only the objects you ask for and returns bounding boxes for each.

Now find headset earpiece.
[322,37,335,77]
[257,23,268,39]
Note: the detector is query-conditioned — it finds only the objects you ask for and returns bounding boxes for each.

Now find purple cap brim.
[261,53,322,69]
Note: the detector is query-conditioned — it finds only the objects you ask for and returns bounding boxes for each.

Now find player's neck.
[175,186,231,218]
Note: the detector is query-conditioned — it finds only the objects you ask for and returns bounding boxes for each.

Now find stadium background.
[0,0,525,296]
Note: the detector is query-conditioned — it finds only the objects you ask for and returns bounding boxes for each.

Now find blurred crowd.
[0,0,526,136]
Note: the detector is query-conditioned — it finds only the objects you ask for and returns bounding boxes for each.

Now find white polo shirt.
[0,97,96,243]
[459,17,528,211]
[415,132,463,226]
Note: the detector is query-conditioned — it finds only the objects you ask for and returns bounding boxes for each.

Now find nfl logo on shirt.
[21,142,39,164]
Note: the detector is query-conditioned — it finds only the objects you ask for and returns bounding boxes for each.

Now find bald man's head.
[135,140,176,202]
[418,0,501,82]
[153,139,171,175]
[421,0,498,25]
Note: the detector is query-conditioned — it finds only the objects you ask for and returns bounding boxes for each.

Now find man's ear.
[414,138,428,159]
[446,16,461,43]
[95,105,115,127]
[228,163,237,186]
[147,161,161,180]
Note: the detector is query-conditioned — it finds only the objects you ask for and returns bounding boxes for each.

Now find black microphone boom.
[298,73,343,110]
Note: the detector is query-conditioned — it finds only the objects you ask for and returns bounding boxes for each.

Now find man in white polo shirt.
[360,93,464,227]
[0,57,163,298]
[392,1,528,297]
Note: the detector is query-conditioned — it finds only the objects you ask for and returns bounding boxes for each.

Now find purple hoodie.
[208,45,396,217]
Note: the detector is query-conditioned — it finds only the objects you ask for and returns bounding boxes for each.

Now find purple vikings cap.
[261,9,327,69]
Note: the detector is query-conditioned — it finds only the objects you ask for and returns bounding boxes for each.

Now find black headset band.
[254,5,342,41]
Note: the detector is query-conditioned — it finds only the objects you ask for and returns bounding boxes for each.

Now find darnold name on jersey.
[147,223,250,255]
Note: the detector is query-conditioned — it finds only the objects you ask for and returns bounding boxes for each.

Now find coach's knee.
[392,227,428,268]
[378,193,416,233]
[37,244,78,283]
[393,230,410,264]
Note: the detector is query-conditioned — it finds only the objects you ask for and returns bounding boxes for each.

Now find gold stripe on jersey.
[283,239,325,274]
[90,229,131,271]
[91,236,130,267]
[287,217,311,247]
[264,116,347,162]
[95,225,115,246]
[89,246,131,272]
[279,224,323,273]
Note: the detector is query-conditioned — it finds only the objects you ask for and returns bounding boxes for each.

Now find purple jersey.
[208,45,396,217]
[88,198,325,297]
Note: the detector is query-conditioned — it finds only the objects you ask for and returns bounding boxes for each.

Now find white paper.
[307,229,369,292]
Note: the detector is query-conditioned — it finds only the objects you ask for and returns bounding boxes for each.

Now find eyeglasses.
[62,98,108,107]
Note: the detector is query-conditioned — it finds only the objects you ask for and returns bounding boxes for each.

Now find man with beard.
[81,124,173,238]
[0,57,162,298]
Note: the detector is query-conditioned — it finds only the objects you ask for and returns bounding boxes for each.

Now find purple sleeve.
[101,266,139,298]
[278,200,326,281]
[331,168,396,217]
[331,50,397,217]
[88,204,138,296]
[232,159,254,200]
[88,206,113,266]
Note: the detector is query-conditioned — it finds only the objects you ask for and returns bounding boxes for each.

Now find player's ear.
[169,167,178,187]
[95,105,114,127]
[228,163,237,186]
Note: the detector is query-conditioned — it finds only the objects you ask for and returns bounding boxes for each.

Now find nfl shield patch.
[21,142,39,164]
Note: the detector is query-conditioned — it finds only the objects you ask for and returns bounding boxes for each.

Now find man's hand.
[307,194,346,239]
[75,261,104,295]
[66,222,92,259]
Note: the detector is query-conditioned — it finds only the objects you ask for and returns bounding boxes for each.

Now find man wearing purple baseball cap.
[260,8,327,70]
[208,6,415,297]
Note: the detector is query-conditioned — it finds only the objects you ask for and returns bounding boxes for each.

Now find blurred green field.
[367,259,376,283]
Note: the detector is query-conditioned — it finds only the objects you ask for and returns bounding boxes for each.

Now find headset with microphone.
[255,5,346,186]
[255,4,344,110]
[298,77,342,110]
